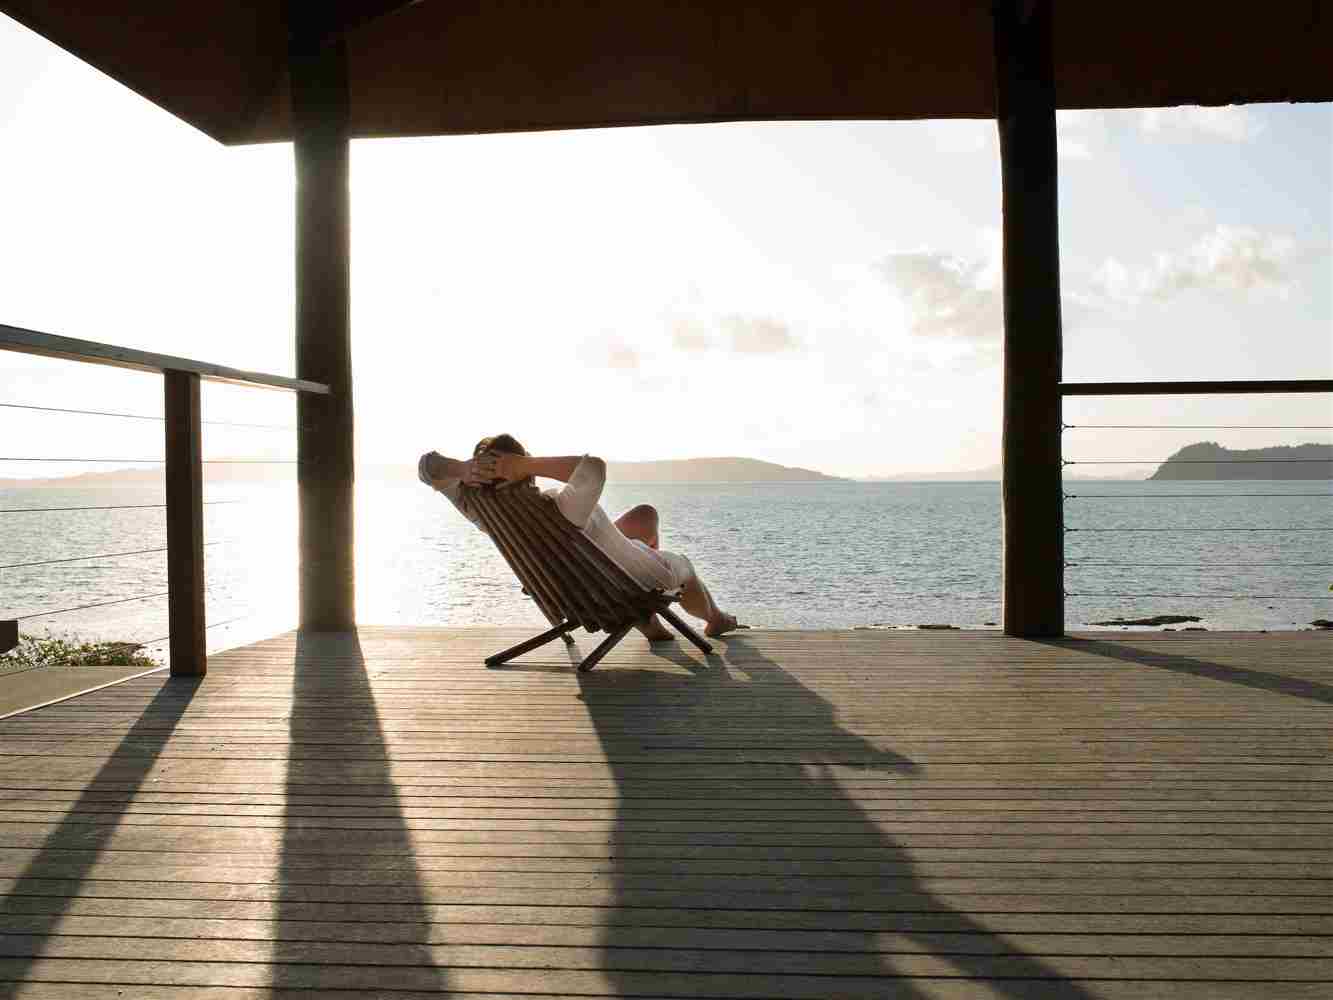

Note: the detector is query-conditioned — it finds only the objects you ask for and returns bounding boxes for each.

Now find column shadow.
[1037,636,1333,705]
[577,634,1100,998]
[0,675,201,982]
[269,630,450,991]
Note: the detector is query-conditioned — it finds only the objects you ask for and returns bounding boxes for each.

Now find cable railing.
[1059,379,1332,627]
[1,322,327,674]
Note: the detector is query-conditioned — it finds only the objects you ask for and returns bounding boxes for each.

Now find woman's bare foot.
[705,612,747,637]
[637,616,676,642]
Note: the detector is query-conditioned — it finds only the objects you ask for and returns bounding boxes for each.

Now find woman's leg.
[616,504,744,639]
[614,505,674,640]
[613,504,659,549]
[678,568,743,637]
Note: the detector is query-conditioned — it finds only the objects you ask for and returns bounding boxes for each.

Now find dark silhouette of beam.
[994,0,1065,637]
[292,30,356,630]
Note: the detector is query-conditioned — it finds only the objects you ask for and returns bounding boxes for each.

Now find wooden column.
[993,0,1065,637]
[290,28,355,631]
[164,369,206,675]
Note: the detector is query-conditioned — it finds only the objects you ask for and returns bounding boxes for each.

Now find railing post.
[1,619,16,655]
[291,22,355,631]
[993,0,1065,637]
[164,369,206,675]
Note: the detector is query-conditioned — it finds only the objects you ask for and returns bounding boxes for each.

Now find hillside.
[860,464,1143,482]
[607,457,846,483]
[1150,442,1333,480]
[0,456,847,488]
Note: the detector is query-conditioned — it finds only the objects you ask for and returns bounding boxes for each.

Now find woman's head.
[473,433,527,459]
[472,433,529,487]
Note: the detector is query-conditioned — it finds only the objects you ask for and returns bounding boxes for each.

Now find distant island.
[860,464,1143,482]
[0,455,848,488]
[608,457,846,483]
[1150,442,1333,480]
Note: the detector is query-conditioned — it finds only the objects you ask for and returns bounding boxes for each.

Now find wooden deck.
[0,627,1329,998]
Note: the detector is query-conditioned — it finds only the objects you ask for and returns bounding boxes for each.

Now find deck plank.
[1,627,1330,997]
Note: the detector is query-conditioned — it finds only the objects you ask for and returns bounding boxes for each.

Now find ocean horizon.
[3,479,1329,663]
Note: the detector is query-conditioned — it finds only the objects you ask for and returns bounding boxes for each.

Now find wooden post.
[1,620,16,656]
[164,369,206,675]
[993,0,1064,637]
[290,25,355,631]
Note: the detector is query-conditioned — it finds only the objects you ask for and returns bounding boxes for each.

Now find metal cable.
[0,501,242,513]
[1064,458,1333,465]
[1067,526,1331,532]
[1066,493,1332,499]
[866,595,999,601]
[1067,561,1333,567]
[1068,592,1328,600]
[15,591,170,621]
[0,458,295,463]
[0,401,294,430]
[0,542,220,572]
[136,613,255,647]
[1069,428,1333,433]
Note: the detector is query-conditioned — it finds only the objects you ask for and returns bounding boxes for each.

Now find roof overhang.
[3,2,1330,145]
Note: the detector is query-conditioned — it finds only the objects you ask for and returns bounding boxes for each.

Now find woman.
[419,435,744,640]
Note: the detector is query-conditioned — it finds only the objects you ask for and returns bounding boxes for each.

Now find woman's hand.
[420,451,450,481]
[474,450,525,484]
[421,452,489,486]
[460,457,489,486]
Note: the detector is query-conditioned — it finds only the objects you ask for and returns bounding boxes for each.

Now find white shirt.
[418,453,690,593]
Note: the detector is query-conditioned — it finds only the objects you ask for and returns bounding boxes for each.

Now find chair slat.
[517,490,656,608]
[468,491,565,624]
[508,487,627,626]
[462,481,682,636]
[469,489,578,628]
[510,490,635,619]
[484,488,606,630]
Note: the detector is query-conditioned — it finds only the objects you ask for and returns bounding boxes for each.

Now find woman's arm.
[419,452,488,487]
[418,451,490,532]
[476,453,607,528]
[476,453,589,484]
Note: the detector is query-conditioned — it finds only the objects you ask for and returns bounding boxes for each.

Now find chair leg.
[486,620,578,666]
[577,621,634,673]
[658,606,713,655]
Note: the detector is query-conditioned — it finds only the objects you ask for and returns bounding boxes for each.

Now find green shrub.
[2,634,160,670]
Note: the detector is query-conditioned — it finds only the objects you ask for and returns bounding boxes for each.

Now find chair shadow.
[268,631,450,991]
[0,675,201,980]
[1038,636,1333,705]
[576,634,1099,998]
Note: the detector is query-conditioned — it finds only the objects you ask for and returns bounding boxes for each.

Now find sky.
[0,13,1330,481]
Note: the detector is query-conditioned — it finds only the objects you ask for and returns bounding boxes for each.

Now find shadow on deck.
[0,627,1329,998]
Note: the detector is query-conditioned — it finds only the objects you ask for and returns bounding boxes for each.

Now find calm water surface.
[2,480,1328,660]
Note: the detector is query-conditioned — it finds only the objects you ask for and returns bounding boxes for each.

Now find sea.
[2,480,1329,662]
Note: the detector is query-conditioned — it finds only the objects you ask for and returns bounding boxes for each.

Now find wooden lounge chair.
[460,480,713,672]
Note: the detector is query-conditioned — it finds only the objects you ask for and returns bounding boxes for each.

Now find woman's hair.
[465,433,533,501]
[473,433,527,459]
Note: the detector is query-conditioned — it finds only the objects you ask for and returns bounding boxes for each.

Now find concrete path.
[0,662,164,719]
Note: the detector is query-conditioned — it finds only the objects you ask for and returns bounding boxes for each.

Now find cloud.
[670,317,712,353]
[578,336,642,370]
[721,315,798,354]
[918,119,994,155]
[668,313,800,355]
[1139,105,1264,142]
[878,252,1002,341]
[1056,110,1103,160]
[1092,225,1297,306]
